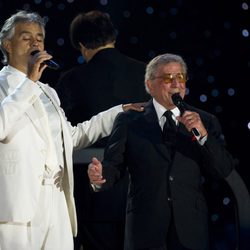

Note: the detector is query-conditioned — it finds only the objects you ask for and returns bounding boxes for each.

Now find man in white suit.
[0,10,143,250]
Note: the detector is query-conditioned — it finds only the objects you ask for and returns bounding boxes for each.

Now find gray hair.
[145,53,187,93]
[0,10,46,65]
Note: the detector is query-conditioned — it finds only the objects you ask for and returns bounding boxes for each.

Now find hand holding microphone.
[28,50,60,82]
[30,50,60,70]
[171,93,207,139]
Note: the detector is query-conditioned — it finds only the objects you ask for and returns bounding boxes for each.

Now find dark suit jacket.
[101,100,235,250]
[56,48,149,222]
[57,48,148,125]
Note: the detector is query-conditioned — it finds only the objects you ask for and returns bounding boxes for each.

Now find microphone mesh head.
[172,93,183,106]
[30,50,40,56]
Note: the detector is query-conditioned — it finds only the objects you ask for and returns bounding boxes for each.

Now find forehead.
[157,62,183,73]
[14,22,44,37]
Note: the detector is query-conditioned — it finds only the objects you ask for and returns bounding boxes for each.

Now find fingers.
[186,113,200,126]
[53,166,64,179]
[90,157,102,173]
[53,167,64,191]
[27,50,53,82]
[32,50,52,64]
[180,111,198,123]
[88,157,106,185]
[91,179,106,185]
[122,103,145,112]
[177,111,202,132]
[92,157,101,166]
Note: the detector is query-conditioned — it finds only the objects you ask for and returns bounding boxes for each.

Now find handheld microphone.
[171,93,201,138]
[30,50,60,70]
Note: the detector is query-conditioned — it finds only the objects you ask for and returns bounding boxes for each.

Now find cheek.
[179,83,186,89]
[179,85,186,95]
[179,86,186,98]
[156,85,166,95]
[151,84,162,94]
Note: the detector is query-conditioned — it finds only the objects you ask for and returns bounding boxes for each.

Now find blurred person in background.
[56,10,149,250]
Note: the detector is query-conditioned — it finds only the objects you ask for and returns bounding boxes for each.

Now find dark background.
[0,0,249,248]
[1,0,249,183]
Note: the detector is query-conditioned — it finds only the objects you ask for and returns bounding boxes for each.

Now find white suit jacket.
[0,66,122,236]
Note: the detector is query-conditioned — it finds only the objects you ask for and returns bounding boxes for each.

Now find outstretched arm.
[72,103,144,150]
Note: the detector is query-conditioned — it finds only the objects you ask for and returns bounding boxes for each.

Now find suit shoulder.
[187,105,219,128]
[187,104,215,119]
[120,53,146,68]
[104,48,146,67]
[116,110,144,124]
[56,64,87,90]
[58,64,87,82]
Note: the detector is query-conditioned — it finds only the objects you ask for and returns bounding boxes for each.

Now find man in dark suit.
[88,53,235,250]
[56,10,149,250]
[57,10,148,125]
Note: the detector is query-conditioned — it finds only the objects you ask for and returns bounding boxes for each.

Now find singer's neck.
[79,42,115,62]
[8,59,28,75]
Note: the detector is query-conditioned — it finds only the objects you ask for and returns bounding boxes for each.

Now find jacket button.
[169,175,174,181]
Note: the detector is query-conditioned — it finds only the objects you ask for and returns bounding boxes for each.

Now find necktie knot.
[164,110,173,118]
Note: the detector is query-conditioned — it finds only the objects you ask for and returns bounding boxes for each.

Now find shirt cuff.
[118,104,124,113]
[91,183,102,192]
[198,134,208,146]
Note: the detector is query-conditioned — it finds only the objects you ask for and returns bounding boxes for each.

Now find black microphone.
[30,50,60,70]
[171,93,201,138]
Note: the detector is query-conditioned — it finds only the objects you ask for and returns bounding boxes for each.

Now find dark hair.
[70,10,117,50]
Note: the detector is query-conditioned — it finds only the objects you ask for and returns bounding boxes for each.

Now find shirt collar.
[6,65,26,77]
[4,65,27,88]
[152,98,180,122]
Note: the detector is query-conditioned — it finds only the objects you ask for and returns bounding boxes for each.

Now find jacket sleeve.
[101,113,128,190]
[41,82,124,150]
[71,105,123,150]
[0,78,42,140]
[200,114,235,178]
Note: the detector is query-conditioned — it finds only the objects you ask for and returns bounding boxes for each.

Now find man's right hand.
[122,102,145,112]
[88,157,106,185]
[27,50,52,82]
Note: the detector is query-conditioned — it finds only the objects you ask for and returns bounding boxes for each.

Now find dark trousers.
[73,163,127,250]
[141,218,191,250]
[166,219,190,250]
[74,221,125,250]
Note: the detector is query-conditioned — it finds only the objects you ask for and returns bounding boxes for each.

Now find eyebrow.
[19,30,44,38]
[161,73,185,76]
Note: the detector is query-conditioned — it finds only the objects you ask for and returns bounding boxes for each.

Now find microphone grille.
[171,93,183,106]
[30,50,40,56]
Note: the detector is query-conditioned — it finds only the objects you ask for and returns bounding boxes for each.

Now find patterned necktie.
[162,110,177,144]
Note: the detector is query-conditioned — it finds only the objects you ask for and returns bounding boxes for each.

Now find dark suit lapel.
[178,122,192,139]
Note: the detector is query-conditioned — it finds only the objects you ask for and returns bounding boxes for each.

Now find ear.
[146,79,153,93]
[3,40,11,53]
[79,42,85,50]
[79,42,88,56]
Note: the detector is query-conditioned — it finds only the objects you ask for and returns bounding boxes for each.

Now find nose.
[31,43,40,53]
[29,36,40,46]
[171,78,180,86]
[32,39,39,46]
